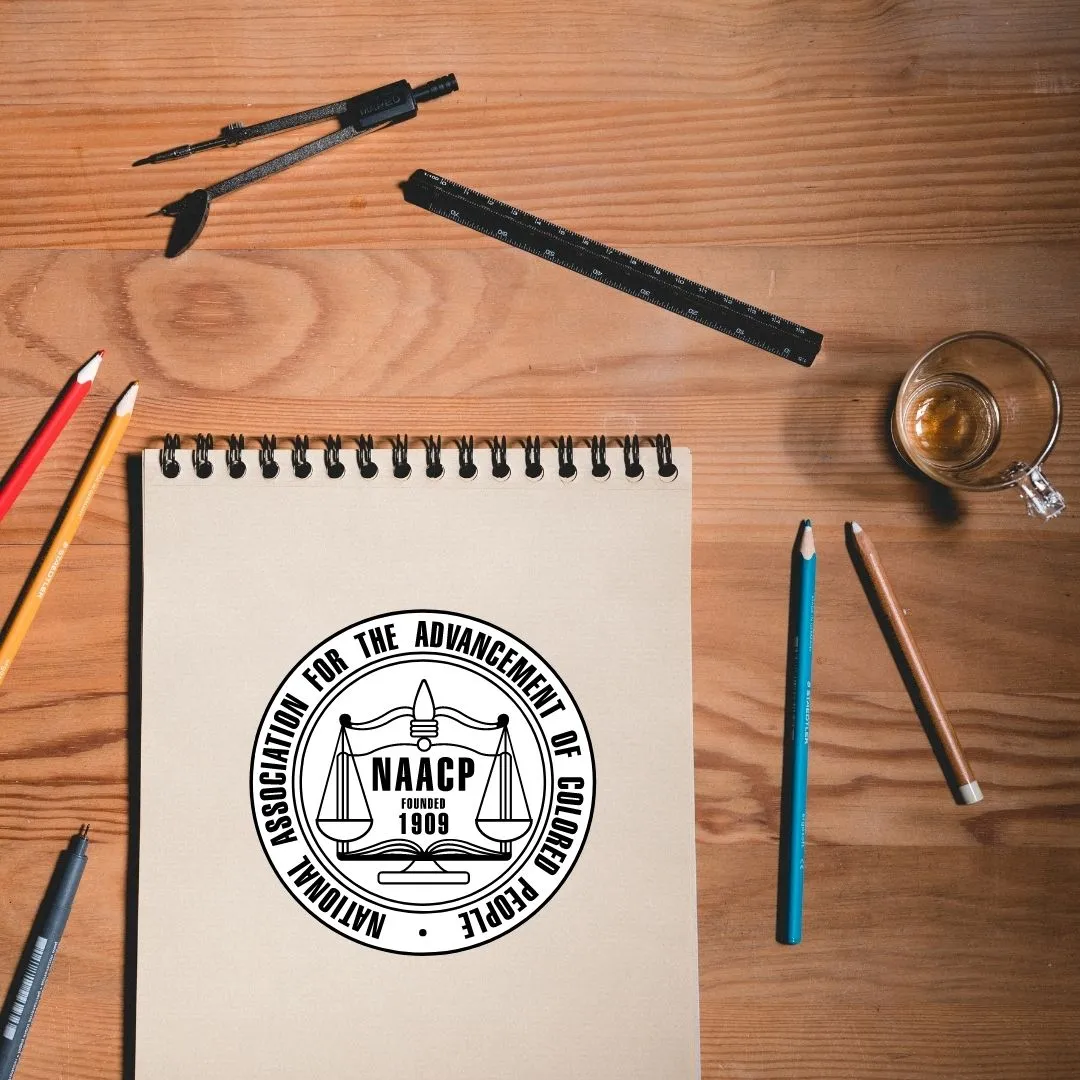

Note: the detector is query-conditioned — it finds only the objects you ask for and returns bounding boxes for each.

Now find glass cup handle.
[1014,465,1065,521]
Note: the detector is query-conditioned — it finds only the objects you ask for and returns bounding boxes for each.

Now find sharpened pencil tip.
[850,521,862,534]
[79,824,90,838]
[115,382,139,416]
[77,351,104,383]
[799,521,816,558]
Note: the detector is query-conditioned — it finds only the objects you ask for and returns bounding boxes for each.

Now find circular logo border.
[249,609,596,956]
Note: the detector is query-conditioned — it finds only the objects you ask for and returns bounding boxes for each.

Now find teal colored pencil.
[780,520,816,945]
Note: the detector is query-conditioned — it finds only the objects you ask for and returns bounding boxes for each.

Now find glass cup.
[891,332,1064,520]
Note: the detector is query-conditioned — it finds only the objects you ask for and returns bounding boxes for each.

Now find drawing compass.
[135,74,458,257]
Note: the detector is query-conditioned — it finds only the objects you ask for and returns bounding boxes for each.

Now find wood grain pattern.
[2,95,1078,249]
[699,1006,1080,1079]
[1,0,1079,1077]
[1,0,1078,103]
[1,248,1079,400]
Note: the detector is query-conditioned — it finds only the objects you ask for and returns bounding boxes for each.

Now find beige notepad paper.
[137,441,698,1079]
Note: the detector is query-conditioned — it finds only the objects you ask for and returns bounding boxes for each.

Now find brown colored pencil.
[847,522,983,805]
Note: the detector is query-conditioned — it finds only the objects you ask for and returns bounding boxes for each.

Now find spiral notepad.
[136,433,699,1080]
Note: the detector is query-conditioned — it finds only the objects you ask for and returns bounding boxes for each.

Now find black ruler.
[402,169,822,367]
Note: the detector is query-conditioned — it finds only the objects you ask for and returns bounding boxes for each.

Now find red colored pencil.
[0,351,103,526]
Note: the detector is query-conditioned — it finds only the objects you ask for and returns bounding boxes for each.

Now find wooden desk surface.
[1,2,1079,1077]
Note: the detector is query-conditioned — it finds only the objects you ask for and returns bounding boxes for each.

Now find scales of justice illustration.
[316,680,534,886]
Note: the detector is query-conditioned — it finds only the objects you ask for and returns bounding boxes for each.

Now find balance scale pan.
[317,817,372,842]
[476,818,532,842]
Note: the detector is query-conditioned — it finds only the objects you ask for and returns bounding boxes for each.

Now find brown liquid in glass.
[902,374,1000,470]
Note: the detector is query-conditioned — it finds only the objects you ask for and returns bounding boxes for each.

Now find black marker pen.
[0,826,90,1080]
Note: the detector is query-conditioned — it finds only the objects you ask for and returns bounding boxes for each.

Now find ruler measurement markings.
[461,201,809,361]
[462,198,808,343]
[404,171,821,366]
[469,203,809,359]
[460,194,789,332]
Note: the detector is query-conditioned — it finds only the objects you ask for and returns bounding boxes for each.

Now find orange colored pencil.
[0,383,138,690]
[847,521,982,804]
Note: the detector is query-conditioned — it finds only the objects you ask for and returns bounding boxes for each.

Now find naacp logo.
[250,611,595,954]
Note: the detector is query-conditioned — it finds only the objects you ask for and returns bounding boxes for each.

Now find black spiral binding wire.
[159,434,678,481]
[457,436,477,480]
[655,434,678,480]
[259,435,279,479]
[622,434,644,480]
[424,436,444,479]
[524,436,543,480]
[557,436,577,480]
[193,434,214,478]
[226,434,246,479]
[391,435,411,479]
[160,434,181,478]
[490,436,510,480]
[324,435,345,479]
[590,435,610,480]
[292,436,312,479]
[356,435,378,479]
